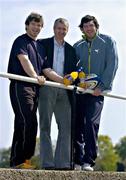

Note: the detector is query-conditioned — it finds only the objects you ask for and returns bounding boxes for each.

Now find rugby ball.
[85,74,100,89]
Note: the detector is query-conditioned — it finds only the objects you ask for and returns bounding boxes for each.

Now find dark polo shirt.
[8,33,48,77]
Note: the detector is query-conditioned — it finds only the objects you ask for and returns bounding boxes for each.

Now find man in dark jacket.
[38,18,78,170]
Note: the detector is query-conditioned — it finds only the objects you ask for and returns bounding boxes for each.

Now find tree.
[115,136,126,170]
[0,148,10,168]
[95,135,119,171]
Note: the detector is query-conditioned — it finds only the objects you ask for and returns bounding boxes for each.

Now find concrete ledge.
[0,169,126,180]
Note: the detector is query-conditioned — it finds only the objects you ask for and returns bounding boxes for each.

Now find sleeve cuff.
[96,81,105,91]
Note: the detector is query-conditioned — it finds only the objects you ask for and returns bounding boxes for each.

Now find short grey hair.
[53,18,69,28]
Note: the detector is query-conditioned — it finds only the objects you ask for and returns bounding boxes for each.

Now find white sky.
[0,0,126,148]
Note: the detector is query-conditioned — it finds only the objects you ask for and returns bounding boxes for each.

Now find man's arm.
[93,38,118,96]
[18,54,45,85]
[100,38,118,90]
[43,68,63,84]
[18,54,37,78]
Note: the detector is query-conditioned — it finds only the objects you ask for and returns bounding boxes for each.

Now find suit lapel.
[64,43,69,74]
[48,37,54,68]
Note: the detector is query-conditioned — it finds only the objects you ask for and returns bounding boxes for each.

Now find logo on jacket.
[94,49,99,53]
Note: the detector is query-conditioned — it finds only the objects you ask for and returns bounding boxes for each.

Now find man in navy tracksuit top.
[73,15,118,171]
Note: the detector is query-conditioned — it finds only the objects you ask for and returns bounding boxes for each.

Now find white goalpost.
[0,72,126,100]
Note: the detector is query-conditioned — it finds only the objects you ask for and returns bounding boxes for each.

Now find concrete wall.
[0,169,126,180]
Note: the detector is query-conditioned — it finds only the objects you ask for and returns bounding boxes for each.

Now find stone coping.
[0,168,126,180]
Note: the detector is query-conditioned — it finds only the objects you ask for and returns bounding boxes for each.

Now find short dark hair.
[25,12,44,26]
[79,15,99,29]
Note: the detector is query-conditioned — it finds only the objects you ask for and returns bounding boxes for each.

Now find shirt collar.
[54,37,65,47]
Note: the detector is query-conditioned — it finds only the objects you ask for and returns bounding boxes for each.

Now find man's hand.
[63,74,73,86]
[36,76,46,85]
[78,81,88,89]
[93,88,102,96]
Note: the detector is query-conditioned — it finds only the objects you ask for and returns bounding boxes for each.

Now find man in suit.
[38,18,78,170]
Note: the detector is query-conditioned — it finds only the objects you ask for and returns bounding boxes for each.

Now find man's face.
[26,20,43,39]
[81,20,97,39]
[54,22,68,40]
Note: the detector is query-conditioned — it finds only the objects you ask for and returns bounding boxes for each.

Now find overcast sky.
[0,0,126,149]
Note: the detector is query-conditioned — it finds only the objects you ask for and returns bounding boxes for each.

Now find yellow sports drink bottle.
[63,71,78,86]
[78,67,87,88]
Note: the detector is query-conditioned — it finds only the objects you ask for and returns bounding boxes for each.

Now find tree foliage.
[115,136,126,161]
[0,148,10,168]
[95,135,119,171]
[115,136,126,170]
